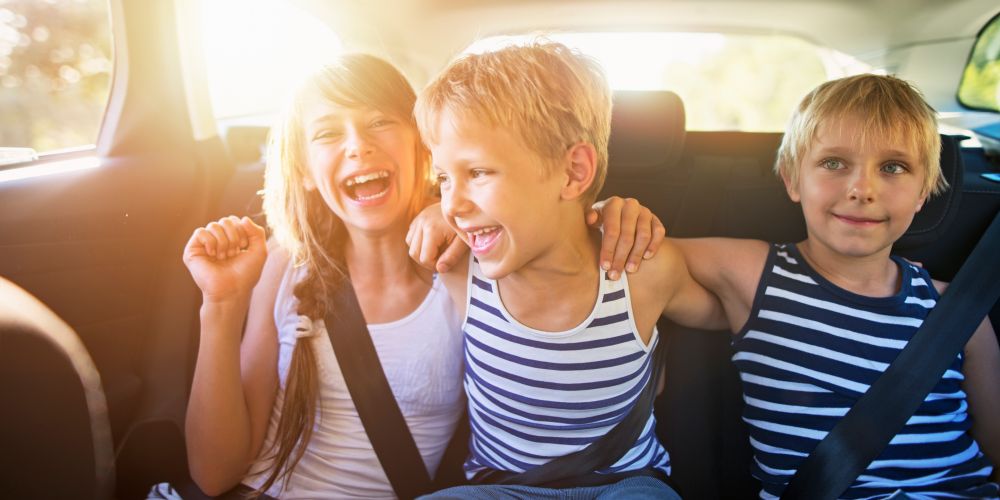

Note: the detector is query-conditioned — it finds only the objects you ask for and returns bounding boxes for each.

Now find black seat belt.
[325,279,434,500]
[782,210,1000,500]
[327,275,670,496]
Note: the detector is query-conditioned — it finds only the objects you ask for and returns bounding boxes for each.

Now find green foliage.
[661,36,828,132]
[0,0,112,152]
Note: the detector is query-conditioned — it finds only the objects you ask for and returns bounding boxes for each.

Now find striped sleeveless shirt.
[734,243,998,499]
[462,257,671,480]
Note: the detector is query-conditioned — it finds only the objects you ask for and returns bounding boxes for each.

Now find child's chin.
[478,260,512,280]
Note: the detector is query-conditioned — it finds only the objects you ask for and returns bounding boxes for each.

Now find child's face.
[430,110,566,279]
[301,95,420,235]
[785,114,928,259]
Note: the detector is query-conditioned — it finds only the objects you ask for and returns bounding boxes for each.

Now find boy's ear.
[915,191,928,212]
[561,142,597,201]
[780,167,801,203]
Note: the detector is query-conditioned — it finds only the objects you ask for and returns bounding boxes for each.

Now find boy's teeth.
[468,227,498,237]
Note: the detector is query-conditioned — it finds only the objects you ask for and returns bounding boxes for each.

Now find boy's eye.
[820,158,844,170]
[370,117,394,128]
[881,162,908,174]
[435,172,450,185]
[471,168,488,178]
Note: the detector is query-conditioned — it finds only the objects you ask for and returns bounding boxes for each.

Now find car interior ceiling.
[0,1,998,498]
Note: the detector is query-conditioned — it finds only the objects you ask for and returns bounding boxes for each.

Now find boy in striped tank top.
[672,75,1000,498]
[411,42,728,497]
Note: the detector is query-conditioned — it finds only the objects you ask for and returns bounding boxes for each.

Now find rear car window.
[0,0,112,162]
[465,32,872,132]
[199,0,341,120]
[958,13,1000,112]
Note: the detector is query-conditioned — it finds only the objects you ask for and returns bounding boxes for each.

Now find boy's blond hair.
[415,41,613,204]
[775,74,947,197]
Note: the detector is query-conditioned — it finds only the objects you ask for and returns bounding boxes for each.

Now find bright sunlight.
[199,0,342,119]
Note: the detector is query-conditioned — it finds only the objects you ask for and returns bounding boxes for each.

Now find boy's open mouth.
[343,170,392,202]
[466,226,502,255]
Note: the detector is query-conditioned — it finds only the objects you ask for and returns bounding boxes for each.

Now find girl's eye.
[820,158,844,170]
[881,162,908,174]
[370,117,394,128]
[471,169,488,178]
[313,130,342,141]
[435,173,450,185]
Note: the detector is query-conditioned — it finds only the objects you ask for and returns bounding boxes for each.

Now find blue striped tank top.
[461,257,670,479]
[734,243,998,499]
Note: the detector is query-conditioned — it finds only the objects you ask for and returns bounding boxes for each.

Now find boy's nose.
[442,184,472,218]
[848,169,876,203]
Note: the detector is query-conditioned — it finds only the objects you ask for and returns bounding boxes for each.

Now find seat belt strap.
[325,280,433,500]
[782,210,1000,500]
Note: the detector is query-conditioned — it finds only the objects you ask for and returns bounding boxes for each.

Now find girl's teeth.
[345,171,389,187]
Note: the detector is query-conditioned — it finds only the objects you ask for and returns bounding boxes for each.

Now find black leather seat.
[0,277,115,499]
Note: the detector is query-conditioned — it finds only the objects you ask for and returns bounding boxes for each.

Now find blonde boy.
[672,74,1000,498]
[413,42,723,497]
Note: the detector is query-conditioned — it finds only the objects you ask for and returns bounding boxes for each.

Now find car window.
[465,32,872,132]
[199,0,341,121]
[958,12,1000,112]
[0,0,112,163]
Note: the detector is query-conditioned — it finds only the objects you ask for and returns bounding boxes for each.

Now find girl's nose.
[345,129,374,159]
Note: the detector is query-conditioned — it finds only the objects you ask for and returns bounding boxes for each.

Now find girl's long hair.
[255,53,432,495]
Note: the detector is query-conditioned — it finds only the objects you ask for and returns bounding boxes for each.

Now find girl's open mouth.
[343,170,392,204]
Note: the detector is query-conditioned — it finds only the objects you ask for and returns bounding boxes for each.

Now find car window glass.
[199,0,341,121]
[958,13,1000,112]
[465,32,872,132]
[0,0,112,162]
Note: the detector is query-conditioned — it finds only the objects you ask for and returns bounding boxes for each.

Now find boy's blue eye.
[820,158,844,170]
[881,162,908,174]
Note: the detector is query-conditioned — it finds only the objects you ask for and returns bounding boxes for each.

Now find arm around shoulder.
[665,237,769,332]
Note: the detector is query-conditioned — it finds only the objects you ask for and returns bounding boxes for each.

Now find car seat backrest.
[0,277,115,500]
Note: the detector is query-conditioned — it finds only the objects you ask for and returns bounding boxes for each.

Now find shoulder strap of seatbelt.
[782,210,1000,500]
[325,280,433,500]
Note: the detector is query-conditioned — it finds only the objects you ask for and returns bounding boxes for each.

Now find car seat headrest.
[896,134,964,250]
[607,90,686,175]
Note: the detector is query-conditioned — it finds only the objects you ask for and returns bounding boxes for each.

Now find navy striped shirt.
[734,243,998,499]
[462,257,670,479]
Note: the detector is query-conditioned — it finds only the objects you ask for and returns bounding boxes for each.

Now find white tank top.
[244,262,465,499]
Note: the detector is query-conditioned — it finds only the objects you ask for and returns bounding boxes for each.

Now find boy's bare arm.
[671,238,769,333]
[962,317,1000,482]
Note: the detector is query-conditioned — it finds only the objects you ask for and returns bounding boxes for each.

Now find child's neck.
[498,217,601,332]
[796,239,901,298]
[344,223,433,323]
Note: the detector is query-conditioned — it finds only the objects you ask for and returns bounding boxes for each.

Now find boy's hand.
[406,203,468,273]
[586,196,666,280]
